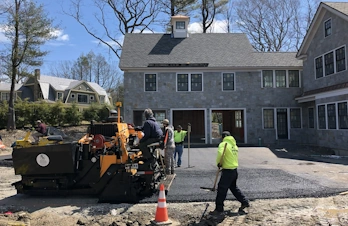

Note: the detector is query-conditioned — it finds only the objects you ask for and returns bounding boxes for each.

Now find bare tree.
[159,0,196,16]
[48,51,121,91]
[195,0,228,33]
[66,0,160,59]
[233,0,320,51]
[1,0,57,130]
[49,61,74,78]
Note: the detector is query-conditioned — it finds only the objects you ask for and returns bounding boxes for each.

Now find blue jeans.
[174,144,183,166]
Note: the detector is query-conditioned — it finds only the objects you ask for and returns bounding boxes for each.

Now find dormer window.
[324,18,331,37]
[176,21,185,29]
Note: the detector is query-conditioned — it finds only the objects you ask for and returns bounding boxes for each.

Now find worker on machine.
[32,120,47,144]
[135,108,163,159]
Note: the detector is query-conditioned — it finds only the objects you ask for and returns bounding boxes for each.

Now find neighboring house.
[1,69,112,111]
[0,83,22,102]
[119,15,304,146]
[296,2,348,152]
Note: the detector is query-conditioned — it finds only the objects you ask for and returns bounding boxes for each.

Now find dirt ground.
[0,127,348,225]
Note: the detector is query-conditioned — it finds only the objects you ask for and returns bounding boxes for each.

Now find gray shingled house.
[119,15,303,146]
[295,2,348,153]
[0,69,112,111]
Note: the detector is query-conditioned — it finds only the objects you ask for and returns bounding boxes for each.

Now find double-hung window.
[315,57,324,79]
[222,73,235,91]
[324,52,334,76]
[145,74,157,91]
[315,46,346,78]
[336,46,346,72]
[327,103,336,129]
[289,70,300,87]
[176,21,185,29]
[263,109,274,129]
[324,19,331,37]
[262,70,273,87]
[177,73,202,91]
[318,105,326,129]
[338,102,348,129]
[275,70,286,87]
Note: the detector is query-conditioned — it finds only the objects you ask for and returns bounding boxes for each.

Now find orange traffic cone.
[152,184,172,225]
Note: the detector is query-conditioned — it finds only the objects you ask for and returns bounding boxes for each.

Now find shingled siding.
[123,70,303,145]
[302,11,348,92]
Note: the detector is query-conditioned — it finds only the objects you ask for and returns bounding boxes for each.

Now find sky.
[1,0,347,76]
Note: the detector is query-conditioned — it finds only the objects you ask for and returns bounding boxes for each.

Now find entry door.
[277,109,288,139]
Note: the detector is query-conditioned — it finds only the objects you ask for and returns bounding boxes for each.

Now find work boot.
[209,209,223,216]
[238,202,250,212]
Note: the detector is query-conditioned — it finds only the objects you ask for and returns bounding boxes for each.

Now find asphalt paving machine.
[11,102,171,203]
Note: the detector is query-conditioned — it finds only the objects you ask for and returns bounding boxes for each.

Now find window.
[145,74,156,91]
[289,70,300,87]
[222,73,234,91]
[338,102,348,129]
[275,70,286,87]
[235,111,242,128]
[100,95,105,103]
[177,73,202,91]
[290,108,301,128]
[324,19,331,37]
[191,74,202,91]
[324,52,334,76]
[1,92,10,101]
[176,21,185,29]
[78,94,88,103]
[318,105,326,129]
[308,107,314,128]
[57,92,63,100]
[262,70,273,87]
[153,111,166,125]
[177,74,188,91]
[315,56,324,79]
[327,104,336,129]
[336,46,346,72]
[263,109,274,129]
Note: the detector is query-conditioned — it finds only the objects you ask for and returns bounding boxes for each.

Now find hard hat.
[36,120,41,123]
[162,119,169,125]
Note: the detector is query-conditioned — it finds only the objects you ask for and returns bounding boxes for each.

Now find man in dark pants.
[211,131,250,215]
[137,109,163,159]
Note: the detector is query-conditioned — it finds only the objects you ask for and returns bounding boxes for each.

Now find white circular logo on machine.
[36,153,50,167]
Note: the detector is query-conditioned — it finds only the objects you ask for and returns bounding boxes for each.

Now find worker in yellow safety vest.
[174,125,187,167]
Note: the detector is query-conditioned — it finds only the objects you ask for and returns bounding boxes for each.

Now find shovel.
[200,143,227,192]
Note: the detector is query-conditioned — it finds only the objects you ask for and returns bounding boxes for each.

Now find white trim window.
[324,18,331,37]
[317,105,326,129]
[1,92,10,101]
[262,70,300,88]
[262,70,273,88]
[315,46,346,79]
[57,92,63,100]
[222,73,235,91]
[263,109,274,129]
[177,73,203,92]
[275,70,286,87]
[145,74,157,91]
[78,94,88,103]
[338,102,348,129]
[176,21,185,29]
